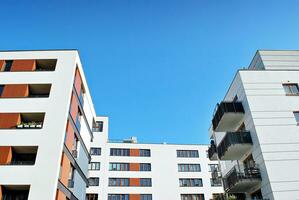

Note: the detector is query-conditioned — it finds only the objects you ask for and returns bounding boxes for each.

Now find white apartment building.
[208,50,299,200]
[87,117,224,200]
[0,50,98,200]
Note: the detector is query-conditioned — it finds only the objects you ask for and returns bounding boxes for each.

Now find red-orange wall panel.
[74,69,82,95]
[65,120,75,151]
[130,194,140,200]
[0,185,2,200]
[55,189,66,200]
[0,146,12,164]
[130,149,140,157]
[0,60,5,71]
[0,113,21,129]
[1,84,29,98]
[70,93,78,122]
[130,178,140,186]
[130,163,140,171]
[60,153,71,187]
[11,60,36,71]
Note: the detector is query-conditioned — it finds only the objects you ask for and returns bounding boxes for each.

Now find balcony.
[0,146,38,165]
[208,141,218,160]
[1,185,30,200]
[217,131,253,160]
[223,164,261,193]
[68,179,74,188]
[72,149,78,158]
[16,113,45,129]
[212,102,245,132]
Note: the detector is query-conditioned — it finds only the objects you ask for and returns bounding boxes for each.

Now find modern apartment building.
[0,50,224,200]
[86,117,224,200]
[0,50,98,200]
[208,50,299,200]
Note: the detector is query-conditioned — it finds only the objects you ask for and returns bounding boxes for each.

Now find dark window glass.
[90,148,101,155]
[181,194,205,200]
[208,164,219,172]
[86,194,98,200]
[108,194,129,200]
[139,149,151,157]
[141,194,152,200]
[179,179,203,187]
[93,121,103,132]
[210,178,222,187]
[109,163,129,171]
[88,178,99,186]
[110,148,130,156]
[0,85,4,96]
[140,163,151,171]
[108,178,129,186]
[283,83,299,95]
[177,150,199,158]
[4,60,13,71]
[294,112,299,124]
[89,162,100,170]
[178,164,201,172]
[140,178,152,187]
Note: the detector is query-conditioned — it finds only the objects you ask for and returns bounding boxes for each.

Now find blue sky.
[1,0,299,144]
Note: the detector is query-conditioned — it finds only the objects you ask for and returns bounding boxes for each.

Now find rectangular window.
[294,112,299,124]
[109,163,129,171]
[178,164,201,172]
[108,178,130,186]
[208,164,219,172]
[181,194,205,200]
[139,149,151,157]
[108,194,129,200]
[210,178,222,187]
[141,194,152,200]
[90,147,101,156]
[3,60,13,71]
[93,121,103,132]
[0,85,4,96]
[140,163,151,171]
[86,194,98,200]
[177,150,199,158]
[179,178,203,187]
[283,83,299,95]
[110,148,130,156]
[89,162,100,170]
[88,177,100,186]
[140,178,152,187]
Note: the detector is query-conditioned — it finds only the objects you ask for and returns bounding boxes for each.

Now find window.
[108,194,129,200]
[3,60,13,71]
[294,112,299,124]
[109,163,129,171]
[139,149,151,157]
[179,179,203,187]
[86,194,98,200]
[90,148,101,156]
[88,177,99,186]
[109,178,129,186]
[208,164,219,172]
[178,164,201,172]
[210,178,222,187]
[283,83,299,95]
[181,194,205,200]
[110,148,130,156]
[93,121,103,132]
[177,150,199,158]
[89,162,100,170]
[140,163,151,171]
[0,85,4,96]
[140,178,152,187]
[141,194,152,200]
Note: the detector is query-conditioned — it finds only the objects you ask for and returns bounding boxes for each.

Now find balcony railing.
[223,164,261,193]
[68,179,74,188]
[72,149,78,158]
[16,122,43,129]
[217,131,253,160]
[212,102,245,132]
[75,116,81,132]
[208,143,218,160]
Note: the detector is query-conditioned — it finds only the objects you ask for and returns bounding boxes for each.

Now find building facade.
[0,50,223,200]
[208,50,299,200]
[87,117,223,200]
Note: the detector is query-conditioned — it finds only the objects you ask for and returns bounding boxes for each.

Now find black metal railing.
[217,131,252,160]
[223,163,261,192]
[2,160,35,165]
[212,102,244,130]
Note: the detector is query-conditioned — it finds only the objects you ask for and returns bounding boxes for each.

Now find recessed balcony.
[1,185,30,200]
[223,164,261,193]
[208,141,218,160]
[217,131,253,160]
[0,146,38,165]
[0,112,45,129]
[212,102,245,132]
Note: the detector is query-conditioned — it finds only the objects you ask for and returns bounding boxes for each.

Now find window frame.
[283,83,299,96]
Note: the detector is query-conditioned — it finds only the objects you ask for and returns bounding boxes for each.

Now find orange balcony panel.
[74,69,82,95]
[65,120,75,151]
[130,178,140,186]
[0,185,2,200]
[60,153,71,187]
[0,113,21,129]
[130,194,140,200]
[70,93,78,122]
[130,163,140,171]
[55,189,66,200]
[0,60,5,71]
[130,149,139,157]
[11,60,36,71]
[1,84,29,98]
[0,146,12,164]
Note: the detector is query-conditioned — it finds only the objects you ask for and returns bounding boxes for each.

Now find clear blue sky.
[1,0,299,144]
